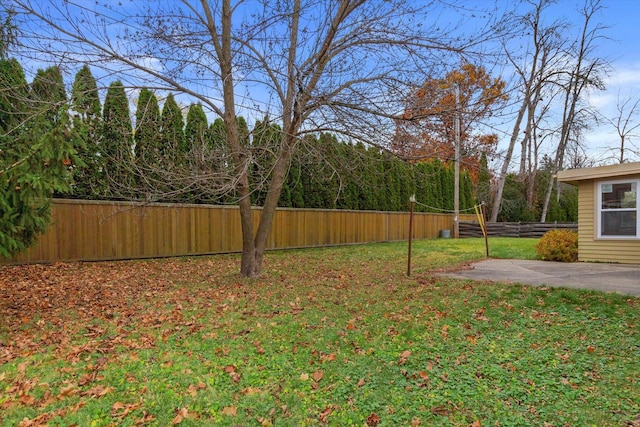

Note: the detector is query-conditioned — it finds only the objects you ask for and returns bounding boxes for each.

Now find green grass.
[1,238,638,426]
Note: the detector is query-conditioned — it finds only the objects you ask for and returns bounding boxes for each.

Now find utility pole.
[454,84,460,239]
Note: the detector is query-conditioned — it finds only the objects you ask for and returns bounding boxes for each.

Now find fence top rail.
[460,220,578,226]
[51,198,473,217]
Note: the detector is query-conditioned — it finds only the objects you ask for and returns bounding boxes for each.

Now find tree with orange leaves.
[392,63,508,183]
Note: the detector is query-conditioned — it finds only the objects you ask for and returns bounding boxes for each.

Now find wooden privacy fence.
[459,221,578,238]
[5,199,475,264]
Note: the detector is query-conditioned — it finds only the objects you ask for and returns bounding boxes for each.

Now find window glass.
[601,182,635,209]
[599,181,638,237]
[601,211,637,236]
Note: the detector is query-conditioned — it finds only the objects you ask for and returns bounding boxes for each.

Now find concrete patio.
[439,259,640,296]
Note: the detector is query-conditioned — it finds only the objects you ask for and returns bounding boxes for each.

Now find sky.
[553,0,640,163]
[7,0,640,167]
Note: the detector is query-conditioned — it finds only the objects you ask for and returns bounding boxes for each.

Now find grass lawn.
[1,237,638,426]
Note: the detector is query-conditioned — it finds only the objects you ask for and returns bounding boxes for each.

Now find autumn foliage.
[535,229,579,262]
[393,63,508,183]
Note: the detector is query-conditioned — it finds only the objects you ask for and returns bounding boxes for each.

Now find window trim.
[596,179,639,239]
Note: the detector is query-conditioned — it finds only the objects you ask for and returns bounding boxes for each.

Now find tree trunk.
[248,144,295,277]
[490,101,527,222]
[239,0,301,277]
[540,173,553,222]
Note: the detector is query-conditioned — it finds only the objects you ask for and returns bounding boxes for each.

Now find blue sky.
[9,0,640,165]
[556,0,640,163]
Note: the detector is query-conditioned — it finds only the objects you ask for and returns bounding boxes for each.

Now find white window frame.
[596,179,640,239]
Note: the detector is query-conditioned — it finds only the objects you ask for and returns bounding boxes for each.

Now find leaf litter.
[1,243,639,426]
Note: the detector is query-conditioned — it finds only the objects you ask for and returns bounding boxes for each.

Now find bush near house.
[535,229,579,262]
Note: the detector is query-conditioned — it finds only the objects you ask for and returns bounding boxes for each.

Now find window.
[598,180,639,238]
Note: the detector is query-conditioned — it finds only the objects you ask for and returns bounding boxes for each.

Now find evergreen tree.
[383,154,405,211]
[461,171,474,210]
[0,58,28,134]
[184,103,208,161]
[207,118,227,148]
[134,87,161,165]
[558,184,578,222]
[317,133,341,209]
[354,141,375,209]
[252,117,282,205]
[159,93,184,166]
[70,65,103,198]
[281,156,304,208]
[413,162,430,212]
[30,66,67,121]
[366,145,385,211]
[102,80,133,194]
[29,66,74,199]
[498,173,534,222]
[205,118,236,204]
[1,60,80,257]
[337,164,360,209]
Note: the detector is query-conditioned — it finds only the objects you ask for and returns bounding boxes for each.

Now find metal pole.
[454,84,460,239]
[482,202,489,258]
[407,194,415,276]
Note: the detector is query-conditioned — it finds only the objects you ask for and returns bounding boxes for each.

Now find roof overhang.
[556,161,640,185]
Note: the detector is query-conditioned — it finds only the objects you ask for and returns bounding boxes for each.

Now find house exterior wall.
[576,177,640,264]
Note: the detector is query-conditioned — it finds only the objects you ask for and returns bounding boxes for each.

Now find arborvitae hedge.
[17,65,580,217]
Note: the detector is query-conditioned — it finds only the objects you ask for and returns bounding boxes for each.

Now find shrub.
[535,229,578,262]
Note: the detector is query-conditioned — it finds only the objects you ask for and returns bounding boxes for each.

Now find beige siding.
[577,180,640,264]
[4,199,475,264]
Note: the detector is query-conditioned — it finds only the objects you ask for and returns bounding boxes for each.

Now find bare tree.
[539,0,607,222]
[8,0,508,276]
[605,94,640,163]
[490,0,568,222]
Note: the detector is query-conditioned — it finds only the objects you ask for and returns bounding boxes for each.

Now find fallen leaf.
[441,324,449,338]
[111,401,142,418]
[134,411,156,424]
[357,378,366,387]
[366,413,381,426]
[299,373,309,381]
[430,405,450,416]
[312,370,324,382]
[398,350,412,365]
[59,384,78,397]
[172,407,188,425]
[242,387,262,395]
[321,353,336,362]
[19,394,35,405]
[474,308,489,321]
[319,406,334,422]
[222,406,237,416]
[83,385,113,398]
[187,384,198,397]
[77,373,94,386]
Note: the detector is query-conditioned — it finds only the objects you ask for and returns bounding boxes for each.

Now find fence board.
[3,199,475,264]
[459,221,578,238]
